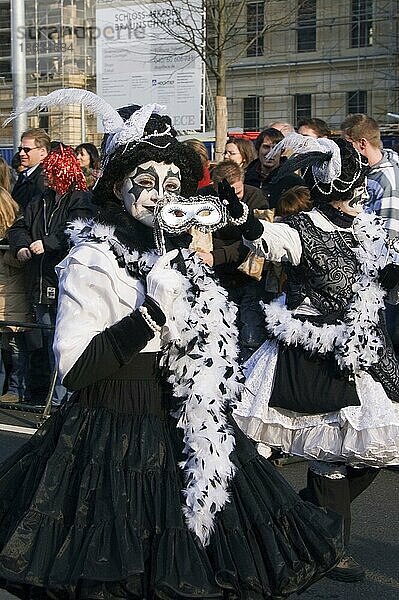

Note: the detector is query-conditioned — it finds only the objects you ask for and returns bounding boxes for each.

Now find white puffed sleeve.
[244,221,303,265]
[53,243,146,381]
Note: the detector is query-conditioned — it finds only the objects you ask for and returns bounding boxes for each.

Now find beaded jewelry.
[153,193,229,255]
[308,146,364,197]
[138,305,162,333]
[3,88,168,163]
[229,202,249,225]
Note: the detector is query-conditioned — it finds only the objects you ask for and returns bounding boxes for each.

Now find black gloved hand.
[217,179,245,219]
[217,178,263,241]
[379,263,399,291]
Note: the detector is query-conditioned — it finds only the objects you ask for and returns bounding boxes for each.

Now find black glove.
[217,179,263,241]
[379,263,399,291]
[217,178,245,218]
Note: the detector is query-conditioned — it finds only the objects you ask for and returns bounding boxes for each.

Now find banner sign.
[96,1,204,130]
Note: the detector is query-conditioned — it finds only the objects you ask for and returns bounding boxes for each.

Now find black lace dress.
[0,224,344,600]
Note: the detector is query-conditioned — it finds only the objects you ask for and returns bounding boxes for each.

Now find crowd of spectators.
[0,112,398,406]
[188,114,399,362]
[0,129,96,405]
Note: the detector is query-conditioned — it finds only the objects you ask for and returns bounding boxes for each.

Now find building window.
[347,90,367,114]
[351,0,373,47]
[0,31,11,60]
[0,59,11,81]
[243,96,260,131]
[295,94,311,123]
[247,2,264,57]
[38,114,49,131]
[297,0,316,52]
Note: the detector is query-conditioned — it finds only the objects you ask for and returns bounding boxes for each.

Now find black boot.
[326,554,365,582]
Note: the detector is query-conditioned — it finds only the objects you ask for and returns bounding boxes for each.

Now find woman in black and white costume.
[0,91,343,599]
[229,136,399,582]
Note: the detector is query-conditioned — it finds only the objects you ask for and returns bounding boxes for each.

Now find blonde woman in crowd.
[0,157,12,194]
[0,188,31,403]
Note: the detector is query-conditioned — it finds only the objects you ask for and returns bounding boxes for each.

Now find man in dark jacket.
[198,160,269,361]
[11,128,50,211]
[10,187,94,305]
[245,127,306,208]
[9,145,96,404]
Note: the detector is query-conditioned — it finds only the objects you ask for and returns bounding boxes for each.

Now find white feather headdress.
[267,131,342,183]
[3,87,166,157]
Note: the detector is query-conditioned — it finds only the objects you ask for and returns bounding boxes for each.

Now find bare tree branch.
[136,1,302,76]
[126,1,306,155]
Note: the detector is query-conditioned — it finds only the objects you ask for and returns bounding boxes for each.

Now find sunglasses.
[18,146,39,153]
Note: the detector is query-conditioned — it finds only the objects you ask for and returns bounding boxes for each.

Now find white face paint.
[340,181,369,215]
[117,160,181,227]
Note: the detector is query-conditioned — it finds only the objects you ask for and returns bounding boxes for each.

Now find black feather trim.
[271,151,333,184]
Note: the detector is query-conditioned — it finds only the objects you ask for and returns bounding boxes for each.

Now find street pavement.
[283,461,399,600]
[0,426,397,600]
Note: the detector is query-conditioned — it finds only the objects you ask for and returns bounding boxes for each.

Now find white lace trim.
[236,340,399,467]
[267,133,342,182]
[3,88,166,159]
[235,416,399,467]
[105,103,166,156]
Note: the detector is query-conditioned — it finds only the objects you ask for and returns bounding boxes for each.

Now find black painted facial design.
[346,182,369,214]
[120,160,181,227]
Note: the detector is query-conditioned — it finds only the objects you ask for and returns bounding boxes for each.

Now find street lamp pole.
[11,0,27,152]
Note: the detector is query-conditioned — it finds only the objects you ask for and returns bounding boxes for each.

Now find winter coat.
[0,242,32,331]
[11,165,46,211]
[8,187,96,305]
[244,159,290,208]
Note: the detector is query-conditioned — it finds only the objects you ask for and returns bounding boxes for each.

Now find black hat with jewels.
[3,88,203,202]
[265,134,369,205]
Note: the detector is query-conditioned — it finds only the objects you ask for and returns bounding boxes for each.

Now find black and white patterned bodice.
[281,211,399,400]
[284,213,359,316]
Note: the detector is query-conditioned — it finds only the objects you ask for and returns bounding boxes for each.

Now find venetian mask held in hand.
[154,193,229,234]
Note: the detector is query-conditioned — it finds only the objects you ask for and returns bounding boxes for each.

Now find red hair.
[42,144,88,196]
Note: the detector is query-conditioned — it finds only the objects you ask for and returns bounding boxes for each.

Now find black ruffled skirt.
[0,353,343,599]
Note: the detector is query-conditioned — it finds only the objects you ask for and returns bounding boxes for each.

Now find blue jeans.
[1,332,30,400]
[34,304,70,405]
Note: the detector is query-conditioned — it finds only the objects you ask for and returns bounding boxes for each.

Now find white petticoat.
[234,339,399,467]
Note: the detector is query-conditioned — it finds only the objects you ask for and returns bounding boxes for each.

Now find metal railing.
[0,318,57,425]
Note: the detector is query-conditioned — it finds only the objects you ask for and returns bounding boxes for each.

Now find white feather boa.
[68,220,244,545]
[262,212,389,373]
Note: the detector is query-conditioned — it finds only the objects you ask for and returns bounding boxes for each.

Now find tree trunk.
[214,95,227,162]
[214,0,227,163]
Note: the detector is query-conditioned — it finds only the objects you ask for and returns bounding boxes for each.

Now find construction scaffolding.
[0,0,97,147]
